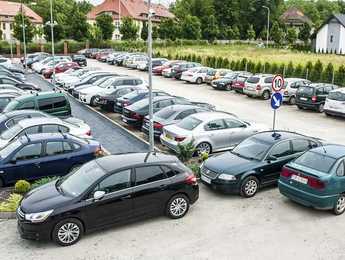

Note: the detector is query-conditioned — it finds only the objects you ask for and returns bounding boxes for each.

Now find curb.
[0,212,16,220]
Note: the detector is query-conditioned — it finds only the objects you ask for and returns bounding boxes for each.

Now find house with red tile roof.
[87,0,174,40]
[0,1,43,41]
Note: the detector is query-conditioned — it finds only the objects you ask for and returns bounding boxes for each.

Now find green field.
[155,44,345,68]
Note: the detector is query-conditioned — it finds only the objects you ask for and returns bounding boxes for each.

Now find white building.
[315,14,345,54]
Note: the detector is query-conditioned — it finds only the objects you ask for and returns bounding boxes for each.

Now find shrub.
[294,64,304,78]
[199,152,209,162]
[0,193,23,212]
[14,180,31,194]
[254,61,263,73]
[187,163,201,178]
[177,141,195,162]
[322,63,334,83]
[30,176,59,190]
[286,62,294,77]
[310,60,323,82]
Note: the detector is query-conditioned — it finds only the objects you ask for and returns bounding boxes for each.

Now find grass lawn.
[155,44,345,68]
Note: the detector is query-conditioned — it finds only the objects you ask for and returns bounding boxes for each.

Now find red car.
[152,60,182,75]
[43,62,80,79]
[231,73,253,93]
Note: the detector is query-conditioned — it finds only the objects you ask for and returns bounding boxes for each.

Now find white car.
[0,57,12,68]
[282,78,310,105]
[63,70,105,90]
[324,88,345,118]
[181,67,212,84]
[55,68,98,87]
[0,117,92,149]
[32,56,71,73]
[79,76,147,106]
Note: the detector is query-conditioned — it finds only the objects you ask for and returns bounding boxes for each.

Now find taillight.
[312,96,317,102]
[153,122,163,129]
[123,101,130,107]
[175,136,186,142]
[281,167,293,178]
[256,85,261,90]
[86,130,91,136]
[307,177,325,189]
[184,174,197,185]
[132,113,142,120]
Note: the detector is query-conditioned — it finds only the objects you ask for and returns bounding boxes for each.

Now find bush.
[14,180,31,194]
[199,152,209,162]
[31,176,59,190]
[0,193,23,212]
[187,163,201,178]
[177,141,195,162]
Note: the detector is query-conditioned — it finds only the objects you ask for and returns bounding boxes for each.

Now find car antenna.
[320,142,327,154]
[58,129,67,139]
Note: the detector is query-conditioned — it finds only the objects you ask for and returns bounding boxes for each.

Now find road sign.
[272,74,284,92]
[271,92,283,110]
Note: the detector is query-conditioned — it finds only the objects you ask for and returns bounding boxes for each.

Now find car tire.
[196,77,203,84]
[318,104,325,113]
[297,105,303,110]
[90,96,97,107]
[226,84,232,91]
[240,176,259,198]
[196,142,212,155]
[334,194,345,215]
[53,218,84,246]
[289,96,296,105]
[262,90,270,100]
[166,194,190,219]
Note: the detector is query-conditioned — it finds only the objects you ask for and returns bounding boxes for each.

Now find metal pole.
[50,0,56,84]
[263,6,270,48]
[9,39,13,59]
[21,1,27,71]
[273,109,276,130]
[148,0,154,152]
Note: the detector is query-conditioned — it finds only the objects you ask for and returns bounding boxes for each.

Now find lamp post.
[20,1,27,71]
[46,0,57,84]
[263,5,270,48]
[147,0,154,152]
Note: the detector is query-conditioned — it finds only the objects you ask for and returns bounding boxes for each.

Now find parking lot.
[0,59,345,260]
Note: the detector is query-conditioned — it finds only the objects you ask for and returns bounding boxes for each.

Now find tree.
[202,15,219,42]
[13,13,35,42]
[87,25,102,42]
[158,18,180,40]
[141,22,148,41]
[270,22,285,46]
[299,23,311,44]
[246,25,256,40]
[286,27,298,45]
[152,26,159,40]
[260,26,268,40]
[96,13,115,40]
[120,17,138,40]
[180,15,201,39]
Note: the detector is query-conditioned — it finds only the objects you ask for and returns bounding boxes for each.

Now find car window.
[19,126,40,136]
[205,119,226,131]
[18,101,35,110]
[316,88,324,95]
[161,166,178,178]
[224,118,246,128]
[136,79,143,85]
[292,139,310,153]
[123,80,134,85]
[264,77,273,84]
[46,142,66,156]
[177,116,202,130]
[135,166,167,186]
[324,86,333,94]
[117,88,132,97]
[6,115,29,128]
[41,124,68,133]
[175,109,195,120]
[13,143,42,161]
[295,151,336,173]
[95,169,131,194]
[337,161,345,177]
[268,141,292,159]
[52,96,67,108]
[2,78,16,84]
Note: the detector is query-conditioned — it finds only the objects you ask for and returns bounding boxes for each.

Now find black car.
[211,71,250,91]
[172,62,201,80]
[296,83,338,112]
[72,55,87,66]
[114,89,169,113]
[17,152,199,246]
[200,131,321,197]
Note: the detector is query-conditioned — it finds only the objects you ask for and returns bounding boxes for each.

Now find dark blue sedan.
[0,133,103,187]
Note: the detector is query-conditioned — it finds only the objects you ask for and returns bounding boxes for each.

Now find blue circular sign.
[271,92,283,110]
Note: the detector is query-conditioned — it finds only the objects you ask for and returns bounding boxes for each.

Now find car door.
[316,87,325,104]
[260,141,294,184]
[82,169,133,229]
[131,165,171,218]
[2,142,43,183]
[17,101,35,110]
[323,85,333,104]
[224,118,255,147]
[203,119,230,151]
[335,159,345,193]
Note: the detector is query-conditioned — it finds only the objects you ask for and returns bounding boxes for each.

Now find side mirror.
[10,159,17,164]
[93,190,105,201]
[267,155,277,163]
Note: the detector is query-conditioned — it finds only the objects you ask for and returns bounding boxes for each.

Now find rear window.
[155,108,176,119]
[264,77,273,84]
[328,91,345,101]
[294,151,336,173]
[207,69,216,76]
[298,86,314,95]
[237,76,247,82]
[38,96,67,110]
[247,77,260,84]
[177,116,202,130]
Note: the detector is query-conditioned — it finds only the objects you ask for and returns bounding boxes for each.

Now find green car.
[279,144,345,215]
[3,91,71,117]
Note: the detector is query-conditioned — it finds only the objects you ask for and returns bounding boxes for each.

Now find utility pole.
[20,1,27,71]
[47,0,56,84]
[263,6,270,48]
[148,0,154,152]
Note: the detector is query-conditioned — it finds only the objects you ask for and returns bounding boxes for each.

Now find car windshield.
[328,91,345,101]
[155,107,176,119]
[177,116,202,130]
[0,139,21,158]
[294,151,336,173]
[224,73,236,79]
[232,136,272,160]
[57,160,106,197]
[207,69,216,76]
[0,124,23,140]
[124,90,147,99]
[247,77,260,84]
[99,77,115,88]
[298,86,314,95]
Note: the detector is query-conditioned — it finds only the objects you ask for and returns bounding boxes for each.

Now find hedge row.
[154,51,345,86]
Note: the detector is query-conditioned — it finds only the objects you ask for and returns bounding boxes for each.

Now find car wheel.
[334,194,345,215]
[196,142,212,155]
[196,77,203,84]
[262,90,270,100]
[90,96,97,107]
[166,194,190,219]
[318,104,325,113]
[297,105,303,110]
[289,96,296,105]
[226,84,232,91]
[53,218,83,246]
[240,176,259,198]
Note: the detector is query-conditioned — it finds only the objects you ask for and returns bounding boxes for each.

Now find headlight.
[25,209,53,223]
[218,174,236,181]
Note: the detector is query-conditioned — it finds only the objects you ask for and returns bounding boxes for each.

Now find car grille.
[200,166,219,179]
[17,207,25,220]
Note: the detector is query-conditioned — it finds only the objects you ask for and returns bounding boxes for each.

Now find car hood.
[213,78,232,84]
[204,152,261,175]
[20,181,73,213]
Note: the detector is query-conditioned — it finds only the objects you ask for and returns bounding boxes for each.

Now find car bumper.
[200,175,240,194]
[121,115,142,126]
[212,84,227,90]
[141,124,162,138]
[17,220,52,241]
[283,95,291,102]
[160,136,179,152]
[278,180,337,210]
[324,109,345,117]
[295,101,320,110]
[243,88,260,97]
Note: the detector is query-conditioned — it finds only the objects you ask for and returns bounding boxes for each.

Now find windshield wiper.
[232,151,258,161]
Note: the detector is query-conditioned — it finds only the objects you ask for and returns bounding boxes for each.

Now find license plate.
[300,97,307,101]
[291,174,308,184]
[201,175,211,184]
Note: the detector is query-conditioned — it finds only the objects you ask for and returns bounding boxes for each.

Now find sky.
[87,0,173,7]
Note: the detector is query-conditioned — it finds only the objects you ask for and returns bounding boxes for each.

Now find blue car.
[0,133,103,187]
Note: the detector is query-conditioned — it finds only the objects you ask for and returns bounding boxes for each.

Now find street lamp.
[147,0,155,152]
[263,5,270,48]
[20,0,27,71]
[46,0,57,84]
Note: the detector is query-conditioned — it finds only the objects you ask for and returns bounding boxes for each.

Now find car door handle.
[159,184,167,190]
[121,194,131,200]
[34,162,41,168]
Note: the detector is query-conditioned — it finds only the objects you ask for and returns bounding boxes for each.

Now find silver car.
[160,112,269,154]
[282,78,310,105]
[243,74,274,100]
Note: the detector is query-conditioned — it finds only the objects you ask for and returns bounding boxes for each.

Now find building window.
[2,23,5,30]
[330,35,334,43]
[115,20,120,29]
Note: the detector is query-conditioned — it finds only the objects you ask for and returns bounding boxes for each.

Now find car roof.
[308,83,338,88]
[13,91,66,102]
[18,117,62,127]
[251,131,313,144]
[191,111,236,121]
[96,152,178,172]
[160,104,206,112]
[331,88,345,93]
[2,109,47,118]
[312,145,345,158]
[251,74,274,77]
[285,78,307,82]
[17,133,81,144]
